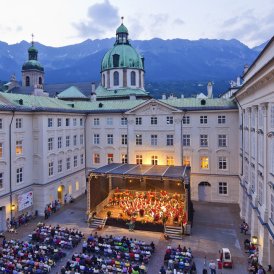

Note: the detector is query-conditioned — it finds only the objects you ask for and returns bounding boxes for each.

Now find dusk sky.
[0,0,273,48]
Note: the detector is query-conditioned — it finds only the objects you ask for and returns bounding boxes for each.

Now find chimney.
[207,82,213,98]
[91,82,96,93]
[236,76,241,86]
[162,94,166,100]
[244,64,249,74]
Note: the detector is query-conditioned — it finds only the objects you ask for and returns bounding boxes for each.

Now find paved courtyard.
[3,195,249,273]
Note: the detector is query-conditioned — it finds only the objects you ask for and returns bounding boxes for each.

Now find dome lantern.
[115,17,129,45]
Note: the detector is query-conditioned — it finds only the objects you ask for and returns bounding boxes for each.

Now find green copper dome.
[116,23,128,34]
[22,60,44,72]
[22,43,44,72]
[101,44,144,71]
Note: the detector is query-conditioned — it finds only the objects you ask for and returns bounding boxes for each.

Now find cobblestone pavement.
[2,196,249,273]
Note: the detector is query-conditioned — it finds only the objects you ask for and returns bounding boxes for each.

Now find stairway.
[164,225,183,240]
[89,217,107,229]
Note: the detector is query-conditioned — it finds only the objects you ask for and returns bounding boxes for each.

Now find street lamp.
[11,204,16,211]
[251,236,258,245]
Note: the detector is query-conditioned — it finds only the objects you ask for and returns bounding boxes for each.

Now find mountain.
[252,40,269,52]
[0,38,262,96]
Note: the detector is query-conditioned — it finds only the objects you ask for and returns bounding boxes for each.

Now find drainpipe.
[84,113,88,190]
[9,110,15,220]
[122,113,129,163]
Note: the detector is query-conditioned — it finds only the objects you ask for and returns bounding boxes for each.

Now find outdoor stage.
[87,163,192,233]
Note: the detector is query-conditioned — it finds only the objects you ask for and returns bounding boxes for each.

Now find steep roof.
[57,86,87,99]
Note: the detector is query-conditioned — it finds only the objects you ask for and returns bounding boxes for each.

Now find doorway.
[0,206,6,232]
[198,182,211,201]
[57,185,65,204]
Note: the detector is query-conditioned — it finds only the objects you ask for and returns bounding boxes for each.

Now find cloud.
[173,18,185,25]
[218,9,274,47]
[0,25,22,32]
[73,0,120,38]
[128,18,144,39]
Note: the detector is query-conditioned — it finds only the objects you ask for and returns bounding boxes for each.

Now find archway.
[0,206,6,232]
[198,181,211,201]
[57,185,65,204]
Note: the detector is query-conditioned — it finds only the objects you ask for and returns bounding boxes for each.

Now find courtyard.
[1,194,250,273]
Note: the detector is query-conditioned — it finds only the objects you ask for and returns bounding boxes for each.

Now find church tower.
[22,35,44,88]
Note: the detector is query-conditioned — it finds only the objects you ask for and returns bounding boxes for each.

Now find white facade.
[235,38,274,267]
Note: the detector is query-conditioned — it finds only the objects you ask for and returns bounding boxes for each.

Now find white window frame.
[200,134,208,147]
[16,140,23,155]
[121,154,128,164]
[218,134,227,147]
[183,134,190,146]
[48,161,54,176]
[218,115,226,124]
[218,182,228,195]
[151,117,157,125]
[151,155,158,165]
[0,143,3,158]
[166,134,174,146]
[57,118,62,127]
[73,118,77,126]
[16,167,23,183]
[151,134,157,146]
[136,155,143,165]
[48,137,54,151]
[166,156,174,166]
[218,156,227,170]
[166,116,173,125]
[93,118,100,126]
[65,118,70,127]
[66,157,71,170]
[0,172,3,189]
[15,118,22,129]
[107,134,113,145]
[80,154,84,165]
[57,136,62,149]
[74,155,78,167]
[121,117,127,125]
[94,153,100,164]
[200,156,209,169]
[121,134,127,145]
[73,135,77,146]
[94,134,100,145]
[80,134,84,145]
[182,116,190,124]
[136,117,142,125]
[66,136,70,147]
[136,134,142,145]
[48,118,53,127]
[200,115,207,124]
[58,159,62,173]
[106,117,113,126]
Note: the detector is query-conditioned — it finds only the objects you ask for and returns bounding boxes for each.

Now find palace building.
[0,21,273,266]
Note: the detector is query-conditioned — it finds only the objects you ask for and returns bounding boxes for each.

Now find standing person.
[208,260,217,274]
[64,194,67,204]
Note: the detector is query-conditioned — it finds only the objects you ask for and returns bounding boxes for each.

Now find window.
[136,155,143,165]
[218,156,227,170]
[0,143,2,158]
[48,137,53,151]
[66,157,71,170]
[93,118,100,126]
[200,156,209,169]
[136,134,142,145]
[136,117,142,125]
[94,134,100,145]
[182,116,190,124]
[57,137,62,149]
[151,135,157,146]
[15,118,22,129]
[80,134,84,145]
[121,117,127,125]
[271,194,274,222]
[48,161,54,176]
[80,154,84,165]
[200,134,208,147]
[106,117,113,126]
[73,135,77,146]
[0,172,3,189]
[65,118,70,126]
[258,180,263,205]
[121,154,128,164]
[151,117,157,125]
[107,134,113,145]
[183,134,190,146]
[121,134,127,145]
[57,118,62,127]
[16,140,23,155]
[74,155,78,167]
[166,135,174,146]
[0,118,2,129]
[218,134,227,147]
[80,118,83,126]
[58,160,62,173]
[200,116,207,124]
[73,118,77,126]
[251,171,255,192]
[183,156,191,166]
[218,115,226,124]
[166,156,174,166]
[271,139,274,174]
[102,74,106,86]
[114,71,119,86]
[107,153,114,164]
[151,155,158,165]
[48,118,53,127]
[131,71,136,86]
[94,153,100,164]
[113,54,120,67]
[26,76,30,86]
[219,182,227,195]
[66,136,70,147]
[16,167,23,183]
[76,181,80,191]
[271,105,274,128]
[258,135,263,165]
[166,116,173,125]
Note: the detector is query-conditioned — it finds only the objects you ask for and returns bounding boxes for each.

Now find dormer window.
[113,54,120,67]
[26,76,30,86]
[114,71,119,86]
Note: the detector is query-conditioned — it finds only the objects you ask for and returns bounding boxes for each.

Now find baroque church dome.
[101,23,144,72]
[22,44,44,72]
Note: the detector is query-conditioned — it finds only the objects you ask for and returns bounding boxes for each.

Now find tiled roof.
[57,86,87,99]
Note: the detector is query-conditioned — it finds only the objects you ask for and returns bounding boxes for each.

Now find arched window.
[113,71,119,86]
[39,77,42,85]
[131,71,136,86]
[26,76,30,86]
[102,74,105,87]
